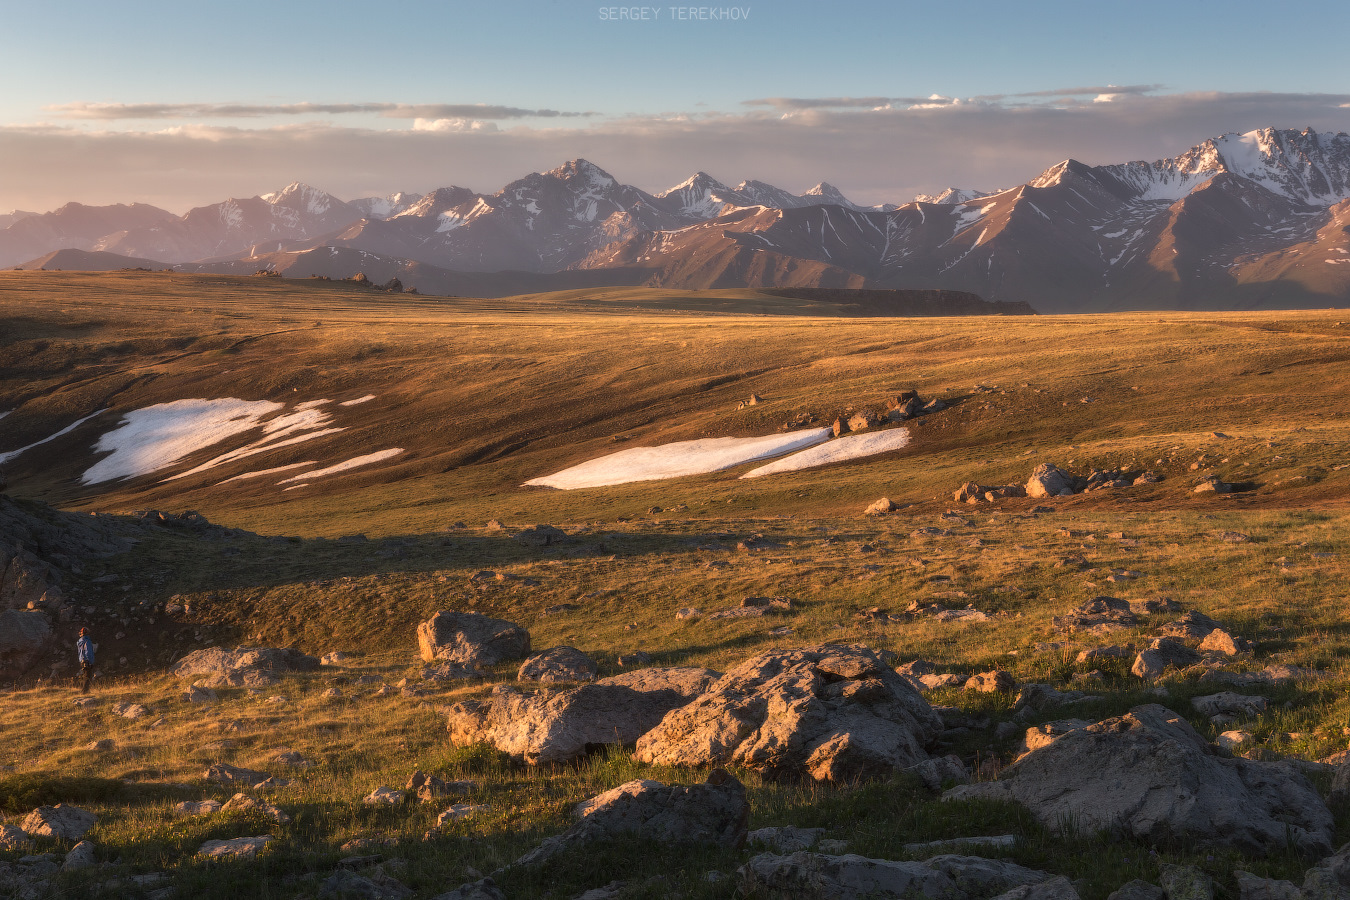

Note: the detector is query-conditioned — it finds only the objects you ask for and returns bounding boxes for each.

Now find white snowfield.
[0,410,105,467]
[218,462,316,484]
[741,428,911,478]
[276,448,404,485]
[83,399,282,484]
[524,428,831,490]
[164,400,344,481]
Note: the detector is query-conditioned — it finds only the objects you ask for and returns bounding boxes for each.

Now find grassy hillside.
[2,271,1350,899]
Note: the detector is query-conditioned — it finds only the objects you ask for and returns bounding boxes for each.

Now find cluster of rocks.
[954,463,1163,504]
[171,645,320,688]
[833,390,947,437]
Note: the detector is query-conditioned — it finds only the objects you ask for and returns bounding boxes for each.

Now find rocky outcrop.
[1025,464,1077,498]
[445,681,694,765]
[515,770,748,866]
[596,666,720,698]
[517,646,597,683]
[418,611,529,667]
[944,705,1334,856]
[21,804,96,841]
[172,646,319,686]
[0,609,53,681]
[1131,638,1201,679]
[634,645,941,782]
[738,852,1055,900]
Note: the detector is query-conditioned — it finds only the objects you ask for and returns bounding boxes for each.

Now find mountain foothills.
[5,127,1350,311]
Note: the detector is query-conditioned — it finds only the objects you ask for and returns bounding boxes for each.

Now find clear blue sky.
[3,0,1349,212]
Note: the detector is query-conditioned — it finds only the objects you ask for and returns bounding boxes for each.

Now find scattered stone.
[1199,629,1250,656]
[85,738,114,751]
[319,869,413,900]
[1216,731,1252,751]
[62,841,97,871]
[747,826,825,854]
[515,770,748,867]
[321,651,352,666]
[635,645,942,782]
[1192,692,1268,718]
[1194,477,1232,494]
[205,763,271,787]
[364,786,404,805]
[1076,645,1132,664]
[113,701,152,719]
[1160,610,1223,642]
[1234,871,1301,900]
[0,824,33,851]
[436,805,487,826]
[174,799,223,817]
[429,878,506,900]
[198,835,272,859]
[866,498,897,516]
[184,684,218,704]
[21,804,96,841]
[964,671,1016,693]
[617,651,653,667]
[1131,638,1201,679]
[917,674,966,691]
[173,646,320,681]
[406,772,475,802]
[675,607,701,620]
[517,646,598,683]
[417,611,530,667]
[446,681,696,766]
[1159,865,1214,900]
[1054,597,1137,632]
[1133,472,1163,486]
[944,704,1334,855]
[909,754,970,791]
[222,793,291,824]
[1013,684,1090,714]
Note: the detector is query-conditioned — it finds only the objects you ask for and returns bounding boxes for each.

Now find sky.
[3,0,1350,213]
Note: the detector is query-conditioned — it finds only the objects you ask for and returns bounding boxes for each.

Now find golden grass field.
[1,271,1350,899]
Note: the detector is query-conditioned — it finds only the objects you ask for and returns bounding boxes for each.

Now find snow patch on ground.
[0,411,105,466]
[340,395,377,406]
[741,428,911,478]
[276,449,404,484]
[82,399,282,484]
[524,429,832,490]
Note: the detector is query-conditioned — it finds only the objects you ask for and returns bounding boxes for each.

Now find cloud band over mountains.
[5,90,1349,215]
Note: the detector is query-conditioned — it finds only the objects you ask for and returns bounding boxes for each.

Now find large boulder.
[515,770,748,866]
[597,666,721,698]
[1025,464,1077,498]
[22,804,96,841]
[517,646,597,683]
[1131,638,1200,679]
[738,852,1054,900]
[445,681,694,765]
[633,645,942,782]
[172,646,319,685]
[943,704,1334,856]
[0,608,53,680]
[417,611,529,667]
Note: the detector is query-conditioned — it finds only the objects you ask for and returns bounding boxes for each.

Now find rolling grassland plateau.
[1,270,1350,899]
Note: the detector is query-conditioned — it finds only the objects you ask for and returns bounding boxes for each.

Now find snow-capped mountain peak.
[657,172,737,218]
[913,188,993,205]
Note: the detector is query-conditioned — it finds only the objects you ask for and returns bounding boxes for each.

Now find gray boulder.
[1106,881,1164,900]
[1235,871,1302,900]
[596,666,720,698]
[417,611,529,667]
[1302,841,1350,900]
[0,823,33,851]
[1330,764,1350,805]
[1026,464,1076,498]
[992,877,1081,900]
[319,868,413,899]
[515,770,748,866]
[1159,865,1213,900]
[0,608,52,680]
[1131,638,1200,679]
[1160,611,1223,642]
[738,852,1052,900]
[517,646,597,683]
[943,705,1334,856]
[62,841,97,871]
[198,835,272,858]
[22,804,96,841]
[446,682,693,765]
[748,826,825,853]
[1192,692,1268,719]
[634,645,942,782]
[515,524,567,547]
[172,646,319,683]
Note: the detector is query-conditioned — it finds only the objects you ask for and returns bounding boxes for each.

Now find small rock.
[184,684,218,704]
[1131,638,1200,679]
[1106,881,1164,900]
[321,651,352,666]
[517,646,598,683]
[965,670,1016,693]
[85,738,115,751]
[222,793,291,824]
[865,498,897,516]
[1159,865,1214,900]
[1216,731,1252,751]
[205,763,271,786]
[198,835,272,859]
[675,607,701,620]
[364,786,404,805]
[62,840,97,871]
[1234,871,1301,900]
[436,805,487,826]
[174,799,224,816]
[747,826,824,854]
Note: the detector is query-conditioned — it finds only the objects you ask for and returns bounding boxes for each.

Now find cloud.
[3,91,1349,215]
[745,85,1166,112]
[45,102,592,120]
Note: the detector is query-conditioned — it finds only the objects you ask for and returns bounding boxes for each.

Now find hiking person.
[77,627,95,693]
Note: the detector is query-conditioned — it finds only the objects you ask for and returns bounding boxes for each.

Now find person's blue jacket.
[77,635,95,665]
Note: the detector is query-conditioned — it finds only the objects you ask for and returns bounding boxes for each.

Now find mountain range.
[6,127,1349,311]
